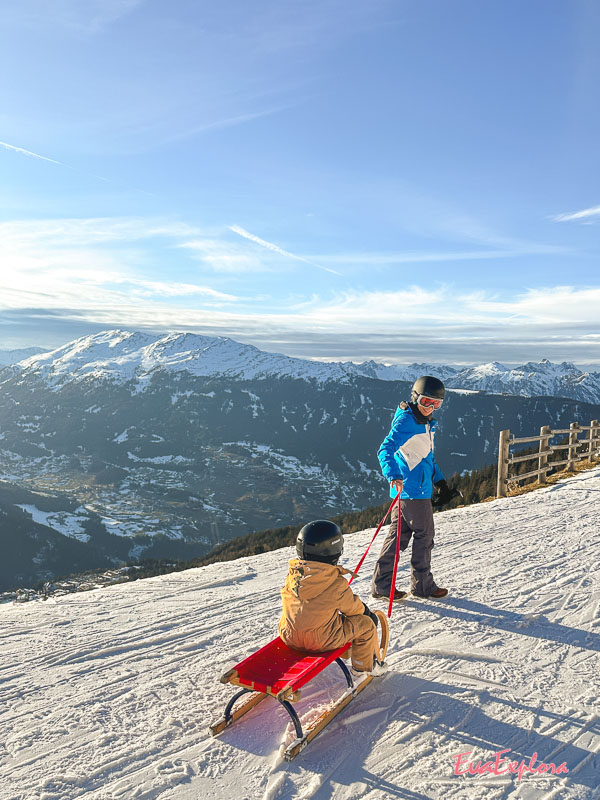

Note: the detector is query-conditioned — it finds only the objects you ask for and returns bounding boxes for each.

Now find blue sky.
[1,0,599,365]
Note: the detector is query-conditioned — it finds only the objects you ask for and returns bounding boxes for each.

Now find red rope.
[348,493,400,585]
[387,505,402,618]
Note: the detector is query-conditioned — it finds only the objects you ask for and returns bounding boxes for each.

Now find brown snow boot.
[372,589,407,602]
[429,587,448,599]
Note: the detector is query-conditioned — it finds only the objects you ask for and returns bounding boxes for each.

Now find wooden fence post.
[496,429,510,497]
[589,419,599,462]
[538,425,551,484]
[567,422,579,471]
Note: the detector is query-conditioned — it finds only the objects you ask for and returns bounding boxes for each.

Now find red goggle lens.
[417,395,443,409]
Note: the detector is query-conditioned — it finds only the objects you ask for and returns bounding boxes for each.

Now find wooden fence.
[496,419,600,498]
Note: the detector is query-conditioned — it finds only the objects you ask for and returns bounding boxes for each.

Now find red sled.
[209,611,389,760]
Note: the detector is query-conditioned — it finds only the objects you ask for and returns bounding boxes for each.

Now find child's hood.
[285,558,356,599]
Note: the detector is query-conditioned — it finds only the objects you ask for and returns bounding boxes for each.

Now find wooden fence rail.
[496,419,600,498]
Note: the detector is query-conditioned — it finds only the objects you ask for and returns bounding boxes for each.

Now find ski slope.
[1,469,599,800]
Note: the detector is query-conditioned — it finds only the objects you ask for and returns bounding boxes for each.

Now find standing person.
[371,376,455,601]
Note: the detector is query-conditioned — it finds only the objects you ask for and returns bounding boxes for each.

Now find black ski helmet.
[411,375,445,403]
[296,520,344,564]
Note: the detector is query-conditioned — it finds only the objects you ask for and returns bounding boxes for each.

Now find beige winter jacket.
[278,558,367,652]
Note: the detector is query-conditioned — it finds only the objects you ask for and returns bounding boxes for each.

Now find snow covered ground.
[15,504,90,543]
[1,469,599,800]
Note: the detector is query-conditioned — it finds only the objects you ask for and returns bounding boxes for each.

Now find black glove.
[432,480,458,508]
[363,603,379,628]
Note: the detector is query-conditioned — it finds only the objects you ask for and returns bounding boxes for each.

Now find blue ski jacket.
[377,402,444,500]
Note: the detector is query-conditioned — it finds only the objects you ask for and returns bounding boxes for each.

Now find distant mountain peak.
[448,358,600,403]
[0,346,48,366]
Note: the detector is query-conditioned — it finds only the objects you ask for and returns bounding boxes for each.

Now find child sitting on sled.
[278,520,380,673]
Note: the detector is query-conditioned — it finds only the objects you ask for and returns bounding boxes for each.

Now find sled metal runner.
[209,610,389,760]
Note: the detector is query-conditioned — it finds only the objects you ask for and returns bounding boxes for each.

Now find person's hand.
[363,603,379,628]
[432,480,460,508]
[390,479,403,494]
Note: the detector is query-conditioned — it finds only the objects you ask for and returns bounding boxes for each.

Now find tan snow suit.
[278,558,378,672]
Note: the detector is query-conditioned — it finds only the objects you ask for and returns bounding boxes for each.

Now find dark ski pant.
[371,499,437,597]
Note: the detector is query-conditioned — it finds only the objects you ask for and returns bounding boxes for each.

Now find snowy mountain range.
[1,468,598,799]
[446,359,600,405]
[9,330,600,404]
[14,330,456,387]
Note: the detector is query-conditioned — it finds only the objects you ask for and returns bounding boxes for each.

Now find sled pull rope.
[349,494,400,585]
[387,505,402,619]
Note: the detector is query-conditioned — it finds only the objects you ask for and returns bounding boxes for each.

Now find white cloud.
[179,238,269,273]
[315,249,522,266]
[131,280,237,301]
[0,217,199,246]
[7,282,596,338]
[0,217,240,313]
[0,217,297,277]
[489,286,600,323]
[553,205,600,223]
[277,285,600,334]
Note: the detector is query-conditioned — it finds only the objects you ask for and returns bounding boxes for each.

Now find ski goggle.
[416,394,443,409]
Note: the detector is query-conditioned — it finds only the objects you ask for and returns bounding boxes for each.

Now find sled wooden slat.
[376,609,389,662]
[284,674,374,760]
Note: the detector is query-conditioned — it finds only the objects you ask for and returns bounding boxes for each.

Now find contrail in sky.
[553,205,600,223]
[0,139,63,165]
[229,225,341,276]
[0,138,159,196]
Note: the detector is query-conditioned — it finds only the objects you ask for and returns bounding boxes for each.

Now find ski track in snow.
[1,470,599,799]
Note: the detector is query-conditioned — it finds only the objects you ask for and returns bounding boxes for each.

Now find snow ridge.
[447,357,600,403]
[12,330,600,402]
[14,330,459,388]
